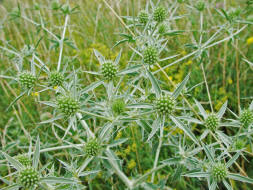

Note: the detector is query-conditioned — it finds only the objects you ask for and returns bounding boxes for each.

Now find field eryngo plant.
[0,0,253,189]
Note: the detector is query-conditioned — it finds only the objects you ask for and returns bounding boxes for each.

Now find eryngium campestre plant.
[143,46,158,65]
[19,72,36,89]
[155,95,175,116]
[239,109,253,127]
[205,114,219,131]
[57,96,80,116]
[101,61,117,80]
[84,138,101,157]
[211,163,228,182]
[49,71,64,87]
[153,7,167,22]
[138,10,149,24]
[15,154,32,166]
[19,167,40,188]
[112,99,126,116]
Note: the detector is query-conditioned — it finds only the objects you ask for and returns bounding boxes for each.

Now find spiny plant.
[0,0,253,190]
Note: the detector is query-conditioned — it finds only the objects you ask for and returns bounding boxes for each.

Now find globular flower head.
[49,71,64,87]
[138,10,149,24]
[101,61,117,80]
[19,167,40,188]
[84,138,101,157]
[153,7,167,22]
[19,72,36,89]
[211,163,228,182]
[195,1,205,11]
[143,46,158,65]
[205,114,219,131]
[57,96,80,116]
[15,154,32,167]
[239,109,253,127]
[112,99,126,116]
[155,95,175,116]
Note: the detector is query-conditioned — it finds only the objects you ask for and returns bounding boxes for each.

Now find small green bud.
[19,167,40,188]
[112,99,126,116]
[138,10,149,24]
[143,46,158,65]
[101,61,117,80]
[240,109,253,127]
[195,1,205,11]
[153,7,167,22]
[49,71,64,87]
[15,154,32,166]
[211,163,228,182]
[19,72,36,89]
[233,139,246,150]
[155,95,175,116]
[84,139,101,157]
[158,24,168,34]
[51,0,60,10]
[205,114,219,131]
[57,96,80,116]
[61,4,71,14]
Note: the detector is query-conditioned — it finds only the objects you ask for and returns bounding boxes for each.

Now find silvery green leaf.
[217,101,227,119]
[183,171,209,178]
[146,70,161,97]
[194,99,207,119]
[39,101,57,107]
[33,136,40,169]
[115,49,122,65]
[81,80,103,94]
[147,118,160,142]
[172,73,190,99]
[126,103,153,109]
[210,181,217,190]
[223,180,233,190]
[82,70,102,75]
[78,157,93,174]
[226,151,241,168]
[178,116,203,124]
[200,129,209,140]
[1,152,23,171]
[108,138,128,148]
[118,64,142,75]
[203,144,215,163]
[250,100,253,110]
[161,157,181,165]
[39,115,64,124]
[93,49,105,64]
[170,116,199,145]
[216,131,232,147]
[228,173,253,183]
[41,177,76,184]
[2,184,20,190]
[79,170,100,177]
[6,90,27,111]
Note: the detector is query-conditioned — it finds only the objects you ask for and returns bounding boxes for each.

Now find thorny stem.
[151,117,164,182]
[201,63,213,112]
[57,15,69,72]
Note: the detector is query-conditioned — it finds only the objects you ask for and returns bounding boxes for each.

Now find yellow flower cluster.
[127,159,136,169]
[247,37,253,45]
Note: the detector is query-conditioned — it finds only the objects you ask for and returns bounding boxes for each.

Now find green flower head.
[84,138,101,157]
[15,154,32,167]
[101,61,117,80]
[49,71,64,87]
[205,114,219,131]
[240,109,253,127]
[138,10,149,24]
[19,167,40,188]
[57,96,80,116]
[155,95,175,116]
[211,163,228,182]
[112,99,126,116]
[19,72,36,89]
[143,46,158,65]
[153,7,167,22]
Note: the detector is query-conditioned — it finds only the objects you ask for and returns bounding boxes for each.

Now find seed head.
[143,46,158,65]
[57,96,80,116]
[101,61,117,80]
[153,7,167,22]
[211,163,228,182]
[84,139,101,157]
[112,99,126,116]
[240,109,253,127]
[155,95,175,116]
[49,71,64,87]
[138,10,149,24]
[19,167,40,188]
[205,114,219,131]
[19,72,36,89]
[15,154,32,167]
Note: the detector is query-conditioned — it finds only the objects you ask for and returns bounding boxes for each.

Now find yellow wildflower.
[228,78,233,84]
[32,92,39,97]
[127,159,136,169]
[53,86,58,90]
[124,145,131,155]
[131,143,137,152]
[115,131,122,140]
[247,37,253,45]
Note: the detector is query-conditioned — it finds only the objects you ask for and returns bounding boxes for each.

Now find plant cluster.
[0,1,253,190]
